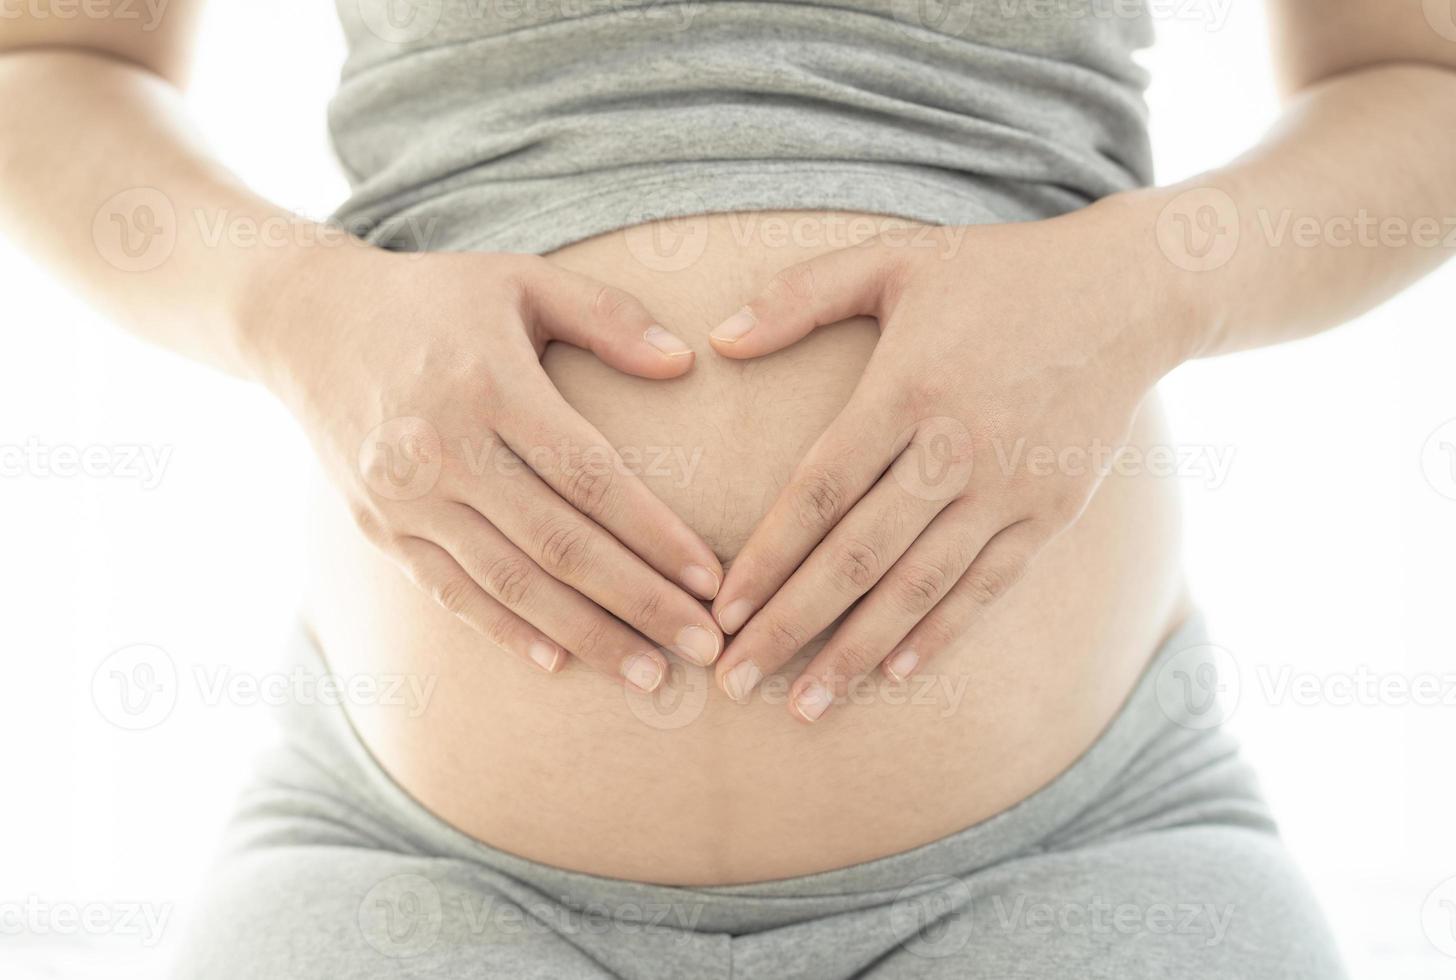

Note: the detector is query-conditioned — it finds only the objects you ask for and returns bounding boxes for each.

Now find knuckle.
[483,555,534,607]
[534,517,596,579]
[939,419,977,460]
[432,576,475,617]
[961,561,1023,607]
[792,465,850,529]
[624,588,666,633]
[831,538,882,593]
[560,453,616,515]
[482,613,518,653]
[893,560,951,614]
[766,262,818,306]
[572,618,614,664]
[590,284,637,323]
[493,254,542,298]
[448,350,495,389]
[878,245,915,299]
[832,641,882,677]
[765,616,809,656]
[904,378,950,417]
[348,500,386,542]
[358,416,446,497]
[917,612,958,652]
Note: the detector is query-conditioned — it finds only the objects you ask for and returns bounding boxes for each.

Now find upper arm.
[0,0,207,86]
[1269,0,1456,95]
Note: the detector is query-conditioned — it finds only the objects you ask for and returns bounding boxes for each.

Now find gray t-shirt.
[329,0,1155,254]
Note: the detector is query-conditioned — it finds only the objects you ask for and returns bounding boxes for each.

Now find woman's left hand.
[707,207,1184,722]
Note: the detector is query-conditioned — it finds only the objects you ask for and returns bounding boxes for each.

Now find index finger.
[497,374,724,601]
[712,388,909,634]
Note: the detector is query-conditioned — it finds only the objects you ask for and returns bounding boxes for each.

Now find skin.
[706,25,1456,721]
[303,210,1192,882]
[262,247,729,690]
[0,2,1451,731]
[0,9,729,692]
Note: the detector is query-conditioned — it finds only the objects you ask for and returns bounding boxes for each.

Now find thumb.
[524,262,695,380]
[709,242,895,359]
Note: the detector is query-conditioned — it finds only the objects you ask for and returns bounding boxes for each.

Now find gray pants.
[170,616,1347,979]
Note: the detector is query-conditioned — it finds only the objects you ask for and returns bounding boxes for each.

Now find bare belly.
[303,211,1190,886]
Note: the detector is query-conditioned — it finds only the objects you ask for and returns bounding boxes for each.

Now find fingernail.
[675,625,721,666]
[884,648,919,683]
[722,660,762,702]
[682,563,721,600]
[717,598,755,635]
[791,680,833,723]
[529,641,563,673]
[643,325,693,357]
[710,307,756,343]
[623,654,664,693]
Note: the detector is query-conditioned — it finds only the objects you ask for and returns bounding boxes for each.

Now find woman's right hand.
[248,244,724,692]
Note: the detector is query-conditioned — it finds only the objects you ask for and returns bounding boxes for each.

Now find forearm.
[1105,62,1456,369]
[0,48,345,380]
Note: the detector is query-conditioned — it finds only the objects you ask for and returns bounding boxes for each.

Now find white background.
[2,1,1454,976]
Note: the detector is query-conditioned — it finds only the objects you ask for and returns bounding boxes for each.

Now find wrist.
[228,229,378,402]
[1079,185,1231,378]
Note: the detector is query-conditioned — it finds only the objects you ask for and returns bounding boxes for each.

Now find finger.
[713,387,908,635]
[872,518,1052,689]
[446,470,722,666]
[411,515,670,693]
[785,503,994,722]
[713,467,950,703]
[708,242,895,358]
[496,377,724,601]
[523,261,696,379]
[391,536,568,675]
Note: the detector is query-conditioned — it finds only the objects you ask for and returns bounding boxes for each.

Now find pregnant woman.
[2,0,1451,976]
